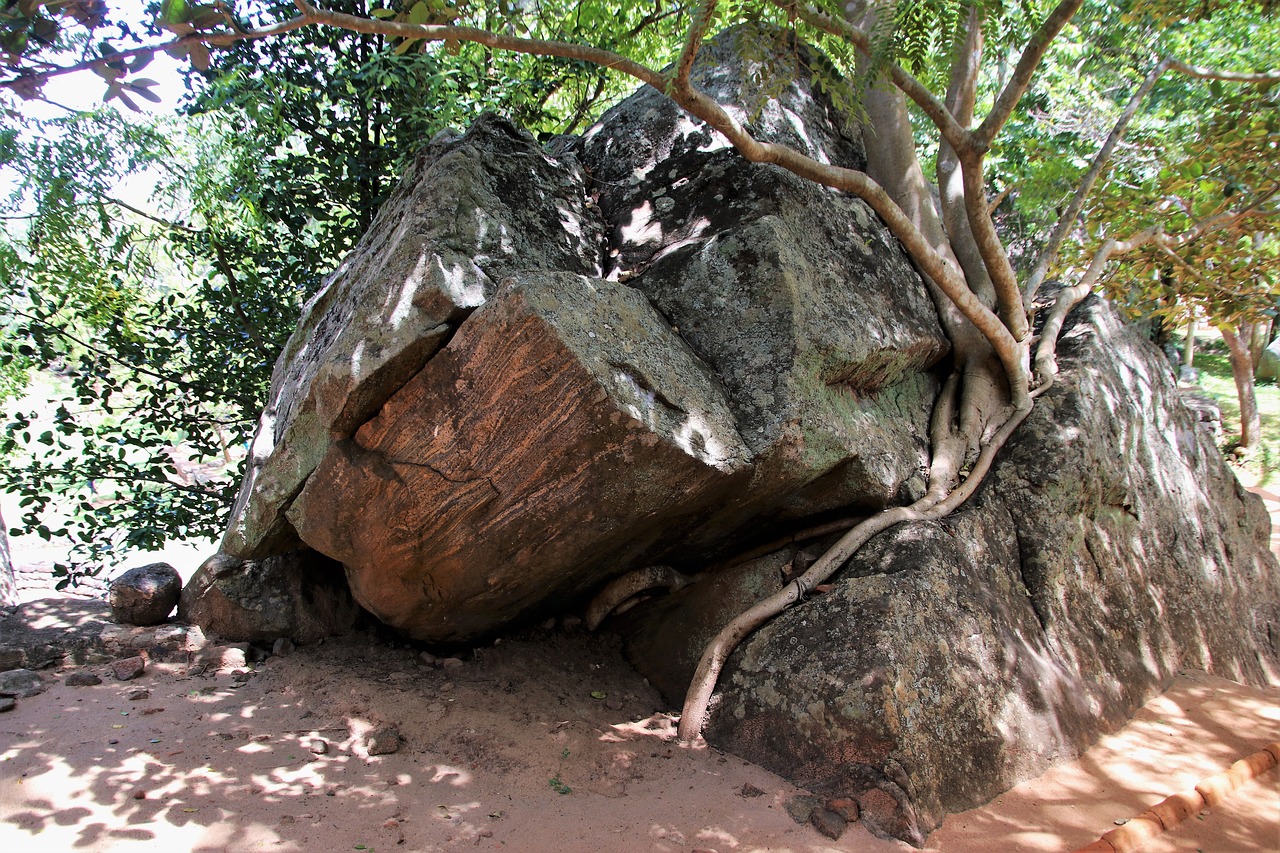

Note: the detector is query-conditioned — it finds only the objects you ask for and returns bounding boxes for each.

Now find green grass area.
[1190,338,1280,488]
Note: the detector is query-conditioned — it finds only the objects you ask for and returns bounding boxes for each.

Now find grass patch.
[1189,338,1280,488]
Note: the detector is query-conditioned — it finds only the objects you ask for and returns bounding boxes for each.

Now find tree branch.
[673,1,717,90]
[779,1,968,151]
[1025,57,1174,303]
[975,0,1085,150]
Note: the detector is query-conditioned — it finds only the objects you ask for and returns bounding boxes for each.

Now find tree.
[2,1,1276,738]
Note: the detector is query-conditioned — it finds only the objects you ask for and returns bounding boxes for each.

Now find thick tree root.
[584,565,691,631]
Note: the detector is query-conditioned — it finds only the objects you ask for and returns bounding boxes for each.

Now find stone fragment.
[272,638,295,657]
[290,273,751,643]
[111,656,145,681]
[827,797,861,822]
[739,783,765,798]
[365,726,401,756]
[126,688,150,700]
[811,808,848,840]
[307,738,329,755]
[0,668,44,698]
[65,672,102,687]
[785,794,821,825]
[0,696,13,712]
[109,563,181,626]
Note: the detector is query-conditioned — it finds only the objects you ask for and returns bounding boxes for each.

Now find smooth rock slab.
[109,562,181,626]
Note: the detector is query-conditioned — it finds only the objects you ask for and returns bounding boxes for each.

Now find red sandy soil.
[1,495,1277,851]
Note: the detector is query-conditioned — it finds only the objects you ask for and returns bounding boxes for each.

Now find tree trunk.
[1219,322,1262,450]
[0,507,16,608]
[1184,316,1196,369]
[1249,317,1272,374]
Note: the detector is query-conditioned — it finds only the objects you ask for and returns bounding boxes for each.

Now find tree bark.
[1219,322,1262,449]
[0,507,16,608]
[1184,316,1196,369]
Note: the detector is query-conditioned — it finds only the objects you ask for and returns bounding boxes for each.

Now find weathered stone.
[290,273,751,642]
[0,668,44,697]
[1255,336,1280,381]
[365,725,401,756]
[785,794,821,825]
[704,296,1280,844]
[582,26,946,533]
[0,697,13,712]
[222,115,604,560]
[65,671,102,686]
[109,563,182,626]
[272,637,295,656]
[111,656,145,681]
[811,807,848,840]
[178,550,363,644]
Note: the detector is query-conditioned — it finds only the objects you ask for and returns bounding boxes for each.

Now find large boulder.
[197,27,947,644]
[188,27,1279,847]
[690,295,1280,844]
[109,562,181,626]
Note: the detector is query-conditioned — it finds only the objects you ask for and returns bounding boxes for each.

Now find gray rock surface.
[109,562,182,626]
[698,296,1280,844]
[1255,335,1280,381]
[0,668,44,698]
[178,550,363,644]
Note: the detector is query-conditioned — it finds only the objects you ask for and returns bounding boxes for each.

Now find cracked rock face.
[202,29,946,644]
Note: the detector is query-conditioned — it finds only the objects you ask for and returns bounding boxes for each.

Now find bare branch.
[1168,60,1280,86]
[975,0,1085,150]
[673,1,718,90]
[1025,57,1175,303]
[290,0,667,90]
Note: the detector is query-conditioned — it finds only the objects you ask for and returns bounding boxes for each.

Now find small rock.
[66,672,103,687]
[540,617,557,631]
[561,615,583,630]
[0,697,14,712]
[109,562,182,626]
[382,819,399,829]
[272,638,295,656]
[785,794,821,825]
[365,725,401,756]
[111,657,145,681]
[126,688,150,701]
[826,797,860,822]
[307,738,329,755]
[0,668,45,698]
[811,808,847,840]
[132,789,147,800]
[440,657,463,668]
[739,782,765,798]
[418,651,438,666]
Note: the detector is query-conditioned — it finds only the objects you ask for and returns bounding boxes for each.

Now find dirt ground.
[1,603,1276,853]
[0,490,1277,852]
